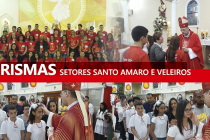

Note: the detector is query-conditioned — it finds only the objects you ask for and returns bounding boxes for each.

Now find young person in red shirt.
[66,51,76,69]
[166,36,187,69]
[123,26,151,69]
[95,52,104,68]
[17,27,23,35]
[76,51,89,69]
[9,33,18,50]
[41,26,51,42]
[7,50,18,64]
[0,51,6,63]
[22,51,35,66]
[11,43,19,58]
[88,53,97,69]
[106,33,114,57]
[54,29,62,46]
[31,24,41,41]
[78,31,85,44]
[25,31,31,43]
[103,52,112,69]
[0,35,9,57]
[66,23,71,39]
[25,25,31,38]
[17,35,27,62]
[62,30,67,37]
[87,30,95,47]
[60,35,68,60]
[35,35,49,58]
[35,52,43,68]
[76,24,87,35]
[79,36,91,58]
[68,30,79,58]
[27,35,36,53]
[48,35,58,58]
[50,23,61,36]
[53,51,65,69]
[97,31,106,50]
[43,51,52,67]
[92,36,104,57]
[98,25,108,39]
[88,26,96,36]
[8,26,20,39]
[0,31,9,42]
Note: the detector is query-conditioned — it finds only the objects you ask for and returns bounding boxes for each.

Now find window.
[21,83,29,88]
[153,83,159,89]
[7,83,12,90]
[186,0,199,27]
[168,83,176,87]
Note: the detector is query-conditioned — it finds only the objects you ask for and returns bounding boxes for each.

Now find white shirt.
[129,113,150,140]
[118,106,126,122]
[27,120,46,140]
[142,44,148,54]
[0,117,25,140]
[88,103,94,116]
[116,102,121,109]
[151,114,168,138]
[0,110,7,139]
[167,122,203,140]
[123,106,136,133]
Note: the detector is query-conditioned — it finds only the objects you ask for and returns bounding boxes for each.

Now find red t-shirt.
[36,58,43,68]
[44,57,52,63]
[60,43,68,53]
[93,43,101,54]
[66,30,72,38]
[41,32,51,41]
[55,36,62,45]
[78,36,83,44]
[66,57,76,69]
[106,41,114,50]
[53,57,65,69]
[40,41,44,52]
[76,57,89,69]
[68,36,78,49]
[48,42,58,53]
[25,38,29,43]
[87,32,96,36]
[17,42,27,54]
[76,30,87,35]
[9,40,18,46]
[98,31,108,39]
[123,46,151,69]
[52,28,61,36]
[80,42,90,52]
[9,58,18,64]
[100,36,106,43]
[0,43,9,54]
[31,30,42,41]
[87,35,95,46]
[0,58,6,63]
[9,32,20,38]
[27,41,36,52]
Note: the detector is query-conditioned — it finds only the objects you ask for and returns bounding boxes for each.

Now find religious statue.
[159,0,166,18]
[49,0,71,22]
[3,21,9,32]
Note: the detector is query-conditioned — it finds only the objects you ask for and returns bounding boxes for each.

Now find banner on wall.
[112,85,117,93]
[142,82,150,90]
[125,82,132,91]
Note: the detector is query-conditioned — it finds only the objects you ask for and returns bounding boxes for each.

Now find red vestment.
[50,103,94,140]
[179,30,204,69]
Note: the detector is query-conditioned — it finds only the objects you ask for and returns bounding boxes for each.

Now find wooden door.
[4,95,12,104]
[153,94,159,101]
[44,93,60,104]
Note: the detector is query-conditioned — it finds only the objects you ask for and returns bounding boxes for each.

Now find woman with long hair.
[166,36,187,69]
[25,31,31,43]
[11,43,19,58]
[151,101,168,140]
[43,51,52,68]
[0,51,6,63]
[167,100,203,140]
[97,31,106,50]
[88,53,97,69]
[17,34,27,62]
[22,51,35,66]
[147,35,154,57]
[7,50,18,64]
[48,35,58,58]
[66,51,76,69]
[53,50,65,69]
[27,35,36,53]
[92,36,104,57]
[69,30,79,58]
[106,33,114,57]
[165,98,178,127]
[9,33,18,50]
[103,52,112,69]
[95,52,103,62]
[79,35,91,58]
[60,35,69,60]
[0,35,9,57]
[17,27,23,35]
[35,52,43,68]
[94,102,108,140]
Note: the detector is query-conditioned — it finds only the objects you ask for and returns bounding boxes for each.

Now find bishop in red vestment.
[178,16,204,69]
[41,83,94,140]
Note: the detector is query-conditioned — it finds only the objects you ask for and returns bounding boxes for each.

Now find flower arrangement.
[153,16,167,32]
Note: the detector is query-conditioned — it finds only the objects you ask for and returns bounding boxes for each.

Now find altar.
[201,39,210,68]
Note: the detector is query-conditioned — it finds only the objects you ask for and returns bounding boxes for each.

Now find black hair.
[0,50,3,55]
[50,35,55,42]
[22,103,30,112]
[1,35,7,44]
[133,97,141,102]
[35,24,38,26]
[134,101,143,108]
[90,26,94,29]
[147,93,153,97]
[189,96,193,98]
[29,35,35,41]
[7,105,17,112]
[3,31,7,33]
[11,94,17,98]
[96,52,104,62]
[88,53,95,60]
[119,95,126,99]
[17,27,23,35]
[54,29,58,32]
[42,97,44,99]
[168,98,177,120]
[176,100,193,135]
[131,26,148,42]
[28,25,31,27]
[106,33,114,42]
[100,102,107,113]
[34,52,40,61]
[11,43,19,53]
[17,34,25,42]
[43,50,50,62]
[100,25,103,27]
[28,104,42,124]
[47,99,58,114]
[154,101,165,117]
[128,99,133,104]
[165,106,168,109]
[19,96,26,101]
[93,35,103,48]
[7,50,16,63]
[12,26,16,29]
[61,35,69,48]
[78,24,82,27]
[85,96,89,99]
[26,51,36,63]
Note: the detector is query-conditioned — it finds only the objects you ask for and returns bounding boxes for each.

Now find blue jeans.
[156,138,166,140]
[61,53,67,60]
[50,52,56,58]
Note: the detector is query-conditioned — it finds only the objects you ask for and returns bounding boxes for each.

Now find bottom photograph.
[0,82,113,140]
[111,82,210,140]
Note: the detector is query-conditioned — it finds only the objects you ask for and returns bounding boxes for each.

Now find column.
[171,0,177,36]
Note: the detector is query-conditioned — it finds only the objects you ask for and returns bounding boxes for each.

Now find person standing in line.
[143,93,156,113]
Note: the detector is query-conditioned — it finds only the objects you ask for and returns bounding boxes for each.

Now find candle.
[201,30,203,34]
[206,30,208,34]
